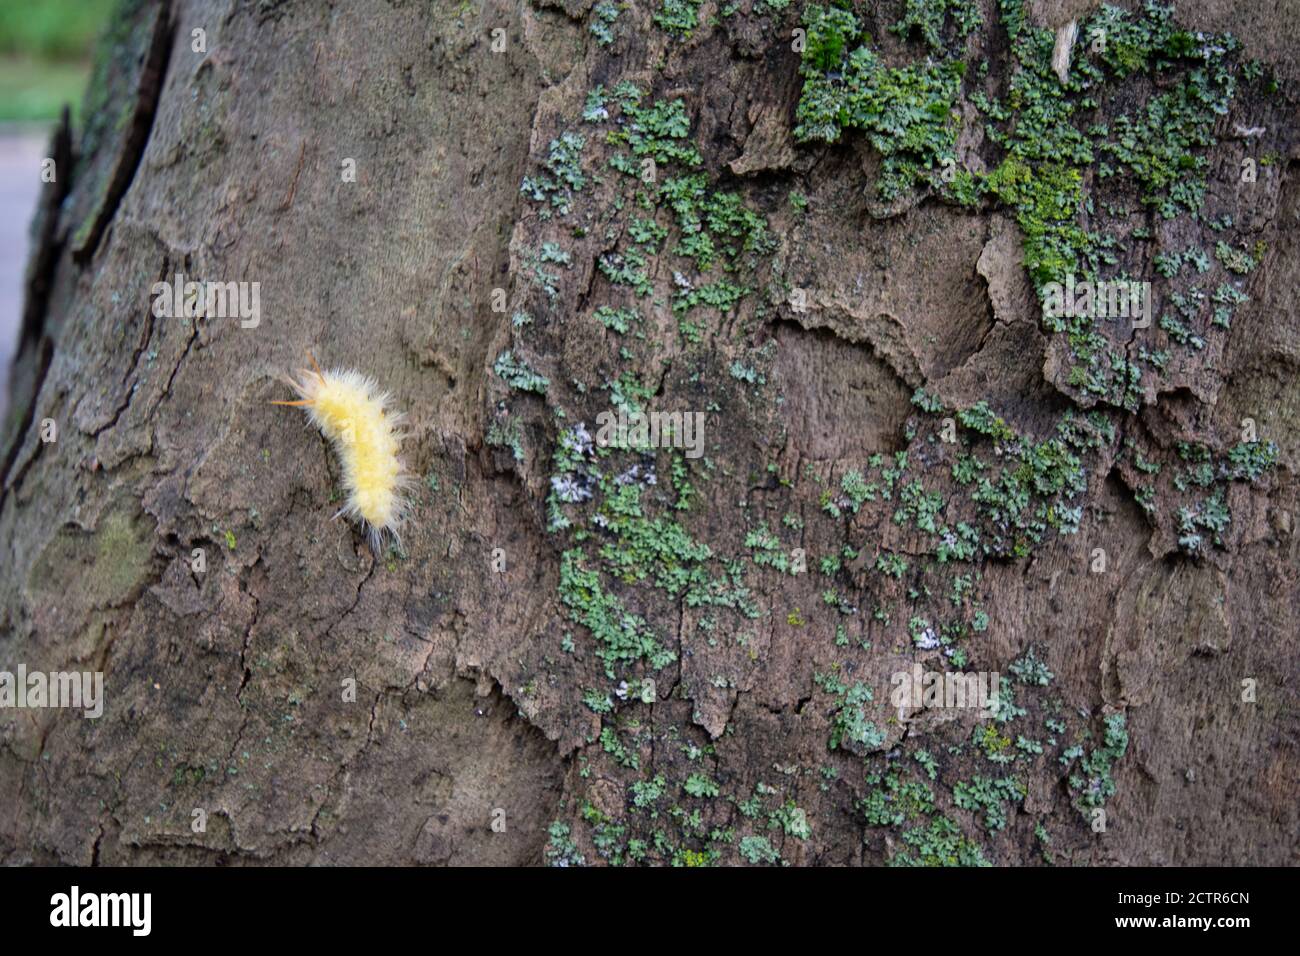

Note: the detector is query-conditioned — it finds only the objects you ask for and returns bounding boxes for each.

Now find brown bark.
[1,0,1296,865]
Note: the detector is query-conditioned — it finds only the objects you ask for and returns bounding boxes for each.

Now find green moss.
[1009,645,1055,686]
[985,158,1089,290]
[589,0,621,46]
[654,0,703,38]
[598,496,713,595]
[609,96,703,168]
[891,0,982,54]
[956,401,1015,441]
[521,0,1279,861]
[839,470,878,514]
[520,131,586,217]
[737,834,781,864]
[559,548,676,678]
[876,551,909,579]
[683,773,720,797]
[817,673,886,753]
[1227,441,1278,482]
[744,522,794,574]
[795,6,964,200]
[560,84,771,342]
[31,503,154,609]
[592,305,639,334]
[493,350,549,394]
[1141,439,1279,555]
[861,771,936,826]
[1066,713,1129,812]
[891,816,990,866]
[952,775,1025,832]
[600,724,640,769]
[780,0,1254,404]
[1215,240,1259,275]
[545,821,586,866]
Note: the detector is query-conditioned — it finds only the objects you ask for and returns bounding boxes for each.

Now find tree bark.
[1,0,1297,865]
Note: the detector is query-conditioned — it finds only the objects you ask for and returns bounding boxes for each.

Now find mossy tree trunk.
[1,0,1297,865]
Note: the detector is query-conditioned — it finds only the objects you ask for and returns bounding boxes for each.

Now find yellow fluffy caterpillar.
[273,355,409,552]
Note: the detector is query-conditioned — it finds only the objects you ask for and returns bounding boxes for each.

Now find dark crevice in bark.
[18,109,72,352]
[0,111,72,500]
[0,338,54,501]
[72,2,175,264]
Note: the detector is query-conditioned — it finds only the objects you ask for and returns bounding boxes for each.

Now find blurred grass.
[0,0,117,58]
[0,56,92,122]
[0,0,117,123]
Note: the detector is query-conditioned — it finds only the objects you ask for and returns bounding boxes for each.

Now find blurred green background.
[0,0,117,123]
[1,0,116,419]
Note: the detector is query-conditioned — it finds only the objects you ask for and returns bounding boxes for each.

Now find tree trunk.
[1,0,1297,865]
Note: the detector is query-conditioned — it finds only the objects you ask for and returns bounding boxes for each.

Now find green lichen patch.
[795,5,965,201]
[795,0,1280,410]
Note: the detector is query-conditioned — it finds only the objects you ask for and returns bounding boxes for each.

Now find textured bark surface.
[1,0,1296,865]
